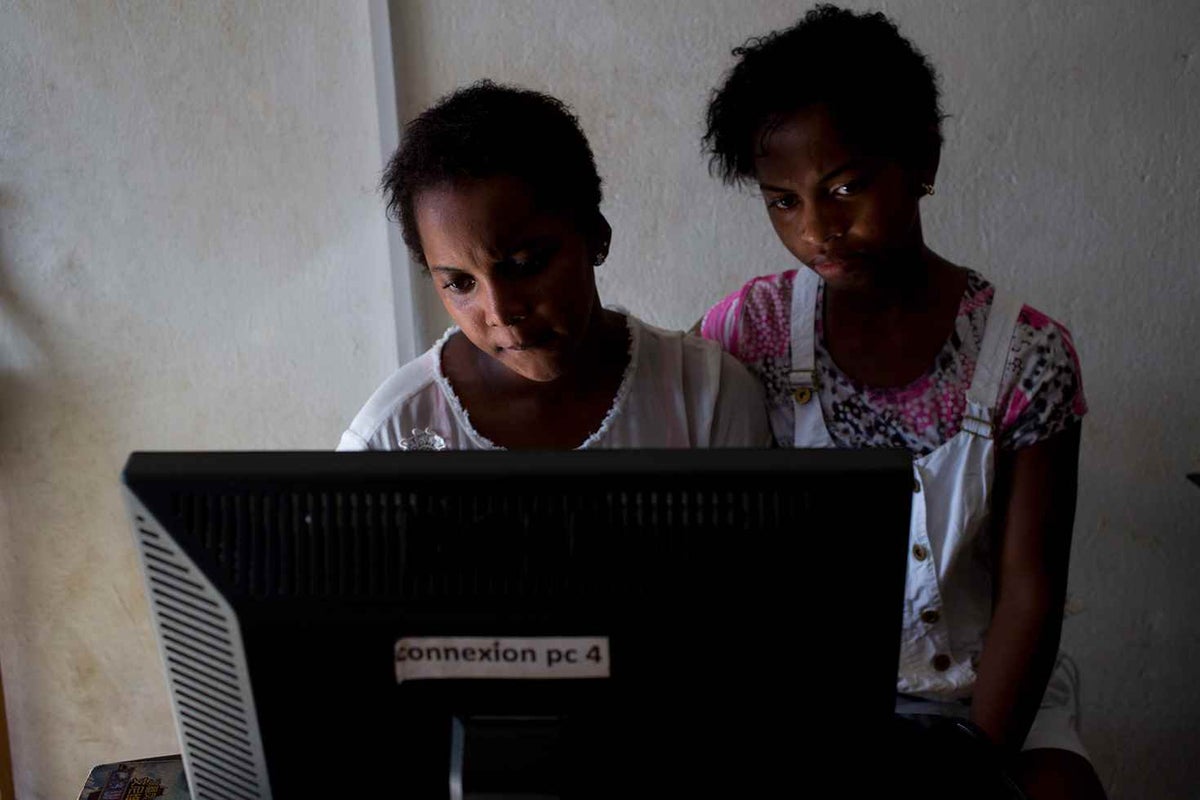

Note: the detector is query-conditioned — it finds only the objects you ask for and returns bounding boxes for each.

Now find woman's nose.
[483,281,530,327]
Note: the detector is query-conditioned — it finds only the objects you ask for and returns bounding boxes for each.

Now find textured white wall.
[0,3,397,798]
[394,0,1200,796]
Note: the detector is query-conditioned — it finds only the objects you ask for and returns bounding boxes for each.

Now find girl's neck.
[819,244,969,389]
[825,245,956,316]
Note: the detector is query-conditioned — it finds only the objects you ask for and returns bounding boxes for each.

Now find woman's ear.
[591,215,613,267]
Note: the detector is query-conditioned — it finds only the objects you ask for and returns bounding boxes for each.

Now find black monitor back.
[123,449,912,798]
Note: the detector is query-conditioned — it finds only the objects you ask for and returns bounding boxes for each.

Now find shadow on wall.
[1087,716,1197,799]
[0,185,54,788]
[388,0,430,120]
[387,0,452,350]
[0,188,48,443]
[0,662,11,800]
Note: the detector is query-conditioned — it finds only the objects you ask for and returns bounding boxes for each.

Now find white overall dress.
[784,268,1087,756]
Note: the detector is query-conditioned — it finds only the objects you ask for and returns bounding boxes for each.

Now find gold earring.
[921,183,936,196]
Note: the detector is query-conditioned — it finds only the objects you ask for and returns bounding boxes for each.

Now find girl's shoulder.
[963,271,1088,449]
[699,269,798,362]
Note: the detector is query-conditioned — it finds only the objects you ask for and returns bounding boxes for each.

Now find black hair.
[703,4,945,184]
[382,80,603,266]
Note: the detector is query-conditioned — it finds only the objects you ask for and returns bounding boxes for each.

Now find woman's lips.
[501,331,553,351]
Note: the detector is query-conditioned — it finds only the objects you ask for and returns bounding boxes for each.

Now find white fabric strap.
[789,268,821,386]
[962,289,1023,437]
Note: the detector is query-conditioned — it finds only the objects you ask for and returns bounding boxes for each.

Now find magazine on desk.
[78,755,187,800]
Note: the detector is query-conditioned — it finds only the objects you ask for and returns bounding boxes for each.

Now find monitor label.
[394,636,610,683]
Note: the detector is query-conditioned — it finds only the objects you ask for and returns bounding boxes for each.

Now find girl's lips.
[813,258,853,273]
[811,252,867,274]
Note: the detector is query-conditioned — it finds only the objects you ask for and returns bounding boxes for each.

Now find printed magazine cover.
[78,755,187,800]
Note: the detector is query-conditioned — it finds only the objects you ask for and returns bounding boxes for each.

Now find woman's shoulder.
[631,313,750,379]
[623,314,771,446]
[336,331,462,450]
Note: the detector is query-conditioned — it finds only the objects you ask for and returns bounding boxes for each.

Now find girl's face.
[754,105,931,290]
[415,175,607,383]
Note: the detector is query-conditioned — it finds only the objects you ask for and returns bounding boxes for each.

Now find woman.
[340,81,770,452]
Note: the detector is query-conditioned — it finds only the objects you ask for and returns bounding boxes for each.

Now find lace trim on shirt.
[576,314,640,449]
[431,313,639,451]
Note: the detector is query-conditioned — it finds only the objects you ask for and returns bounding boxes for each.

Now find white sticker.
[394,636,611,683]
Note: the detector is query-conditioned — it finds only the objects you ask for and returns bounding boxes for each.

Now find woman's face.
[415,174,607,383]
[754,104,930,290]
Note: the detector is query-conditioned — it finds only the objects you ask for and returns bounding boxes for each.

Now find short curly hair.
[382,80,604,266]
[704,4,945,184]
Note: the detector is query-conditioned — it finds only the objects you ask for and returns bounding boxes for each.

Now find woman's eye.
[767,195,798,211]
[442,275,476,294]
[507,252,551,276]
[512,256,545,274]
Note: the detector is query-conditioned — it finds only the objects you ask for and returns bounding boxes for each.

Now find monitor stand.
[450,715,567,800]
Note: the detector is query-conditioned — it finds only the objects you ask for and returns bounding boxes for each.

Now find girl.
[339,81,770,452]
[699,7,1104,798]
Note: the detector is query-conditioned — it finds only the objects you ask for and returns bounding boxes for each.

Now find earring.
[593,242,610,267]
[921,183,936,196]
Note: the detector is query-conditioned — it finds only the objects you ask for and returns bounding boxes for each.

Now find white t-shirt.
[337,313,771,451]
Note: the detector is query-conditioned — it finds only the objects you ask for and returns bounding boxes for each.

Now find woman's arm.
[970,422,1081,752]
[707,350,774,447]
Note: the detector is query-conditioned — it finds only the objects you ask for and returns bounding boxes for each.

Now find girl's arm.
[970,421,1081,752]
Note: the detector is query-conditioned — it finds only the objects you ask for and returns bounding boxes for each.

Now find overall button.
[912,543,928,561]
[913,477,922,493]
[932,654,952,672]
[792,387,812,405]
[920,609,941,625]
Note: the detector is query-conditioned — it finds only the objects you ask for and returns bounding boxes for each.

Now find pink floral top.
[701,269,1087,454]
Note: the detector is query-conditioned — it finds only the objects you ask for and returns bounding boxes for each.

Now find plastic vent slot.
[133,505,271,800]
[169,484,805,604]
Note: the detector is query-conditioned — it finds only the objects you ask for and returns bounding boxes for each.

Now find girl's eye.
[442,275,476,294]
[767,195,798,211]
[833,179,865,197]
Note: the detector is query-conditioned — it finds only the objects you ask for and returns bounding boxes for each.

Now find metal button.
[913,477,921,493]
[932,654,952,672]
[912,543,928,561]
[792,386,812,405]
[920,609,940,625]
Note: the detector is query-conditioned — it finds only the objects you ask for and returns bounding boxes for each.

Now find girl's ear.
[915,128,942,193]
[590,214,613,267]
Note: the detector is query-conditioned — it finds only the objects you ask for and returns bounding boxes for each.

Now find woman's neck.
[446,299,631,449]
[477,299,626,399]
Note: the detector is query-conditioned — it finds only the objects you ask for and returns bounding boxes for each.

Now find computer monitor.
[123,449,912,798]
